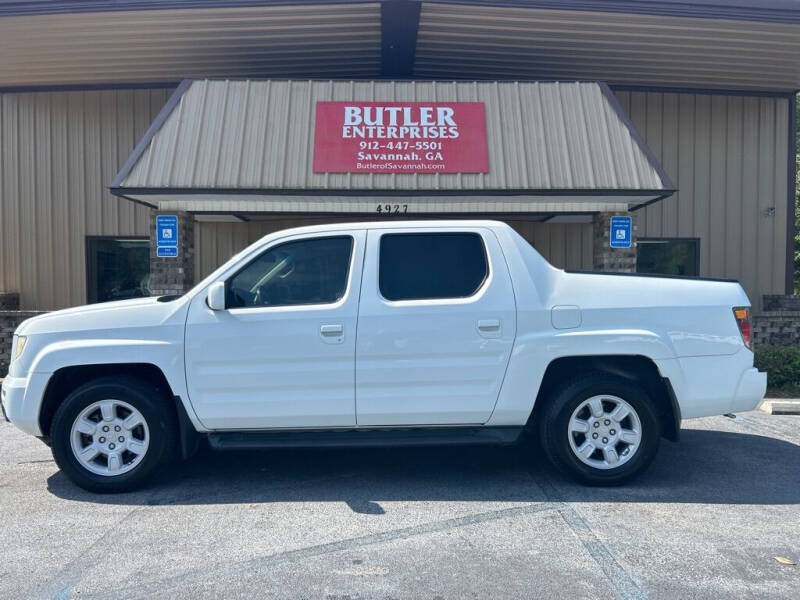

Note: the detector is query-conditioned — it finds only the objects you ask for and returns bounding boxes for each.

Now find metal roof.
[0,3,382,86]
[1,1,799,90]
[415,4,800,90]
[1,0,799,23]
[110,78,674,212]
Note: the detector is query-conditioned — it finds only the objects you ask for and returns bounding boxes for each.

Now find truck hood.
[15,296,188,336]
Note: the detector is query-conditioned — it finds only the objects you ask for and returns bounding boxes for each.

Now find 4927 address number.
[376,204,409,214]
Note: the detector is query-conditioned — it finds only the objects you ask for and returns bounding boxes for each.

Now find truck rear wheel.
[50,376,177,493]
[538,373,660,486]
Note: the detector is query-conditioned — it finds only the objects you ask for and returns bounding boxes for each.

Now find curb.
[758,399,800,416]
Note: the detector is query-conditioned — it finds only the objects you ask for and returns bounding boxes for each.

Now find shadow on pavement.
[46,428,800,508]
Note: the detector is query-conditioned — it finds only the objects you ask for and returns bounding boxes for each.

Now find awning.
[110,78,675,213]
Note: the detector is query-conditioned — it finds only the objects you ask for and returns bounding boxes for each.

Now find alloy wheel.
[69,399,150,476]
[567,395,642,470]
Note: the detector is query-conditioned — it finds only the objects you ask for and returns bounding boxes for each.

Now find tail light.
[733,307,753,349]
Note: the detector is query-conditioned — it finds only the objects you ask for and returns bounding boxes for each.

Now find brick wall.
[752,295,800,346]
[753,311,800,347]
[1,310,47,376]
[762,295,800,312]
[0,292,20,310]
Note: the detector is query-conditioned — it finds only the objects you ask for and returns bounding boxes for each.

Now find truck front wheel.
[538,374,661,486]
[50,376,177,493]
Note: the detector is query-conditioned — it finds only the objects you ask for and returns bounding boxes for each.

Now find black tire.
[50,376,177,493]
[537,372,661,486]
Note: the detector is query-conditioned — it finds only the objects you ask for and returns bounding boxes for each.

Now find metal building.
[0,0,798,314]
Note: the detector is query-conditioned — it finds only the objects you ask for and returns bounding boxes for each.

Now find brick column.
[593,212,637,273]
[0,292,19,310]
[149,211,195,297]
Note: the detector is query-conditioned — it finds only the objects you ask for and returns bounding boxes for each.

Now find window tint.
[379,233,488,301]
[227,236,353,308]
[637,239,699,277]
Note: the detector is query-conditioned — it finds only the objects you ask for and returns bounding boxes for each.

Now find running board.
[207,426,523,450]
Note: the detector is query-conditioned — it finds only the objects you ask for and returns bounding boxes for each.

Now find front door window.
[227,236,353,308]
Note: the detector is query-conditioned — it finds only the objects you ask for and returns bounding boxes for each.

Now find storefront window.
[86,237,150,303]
[636,239,699,277]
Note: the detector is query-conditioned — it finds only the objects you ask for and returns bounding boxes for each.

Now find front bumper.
[1,374,47,436]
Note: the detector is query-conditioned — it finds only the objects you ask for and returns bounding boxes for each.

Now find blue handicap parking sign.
[156,215,179,258]
[156,215,179,247]
[609,216,632,249]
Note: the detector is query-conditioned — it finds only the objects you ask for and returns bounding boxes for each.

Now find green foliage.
[795,93,800,294]
[754,345,800,396]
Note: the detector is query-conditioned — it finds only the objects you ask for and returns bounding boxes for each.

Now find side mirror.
[206,281,226,311]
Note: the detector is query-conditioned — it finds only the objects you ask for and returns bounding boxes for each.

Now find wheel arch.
[530,355,680,441]
[38,363,175,439]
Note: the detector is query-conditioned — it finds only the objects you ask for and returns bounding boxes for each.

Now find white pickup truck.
[2,220,766,492]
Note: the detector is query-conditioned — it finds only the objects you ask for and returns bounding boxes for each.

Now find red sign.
[313,101,489,174]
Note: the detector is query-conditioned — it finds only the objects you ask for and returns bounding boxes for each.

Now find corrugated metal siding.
[414,4,800,91]
[0,88,172,309]
[0,4,381,86]
[614,90,790,305]
[194,217,594,281]
[119,79,667,196]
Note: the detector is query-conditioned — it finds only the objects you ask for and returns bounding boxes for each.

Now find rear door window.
[379,232,488,301]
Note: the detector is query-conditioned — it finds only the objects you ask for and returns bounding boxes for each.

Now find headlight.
[12,335,27,361]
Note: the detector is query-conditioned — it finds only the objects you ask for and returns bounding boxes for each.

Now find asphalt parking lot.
[1,411,798,600]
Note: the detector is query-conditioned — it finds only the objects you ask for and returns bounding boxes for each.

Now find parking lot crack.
[36,505,150,600]
[530,473,646,600]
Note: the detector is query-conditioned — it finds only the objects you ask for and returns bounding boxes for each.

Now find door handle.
[319,323,344,345]
[477,319,502,339]
[477,319,501,332]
